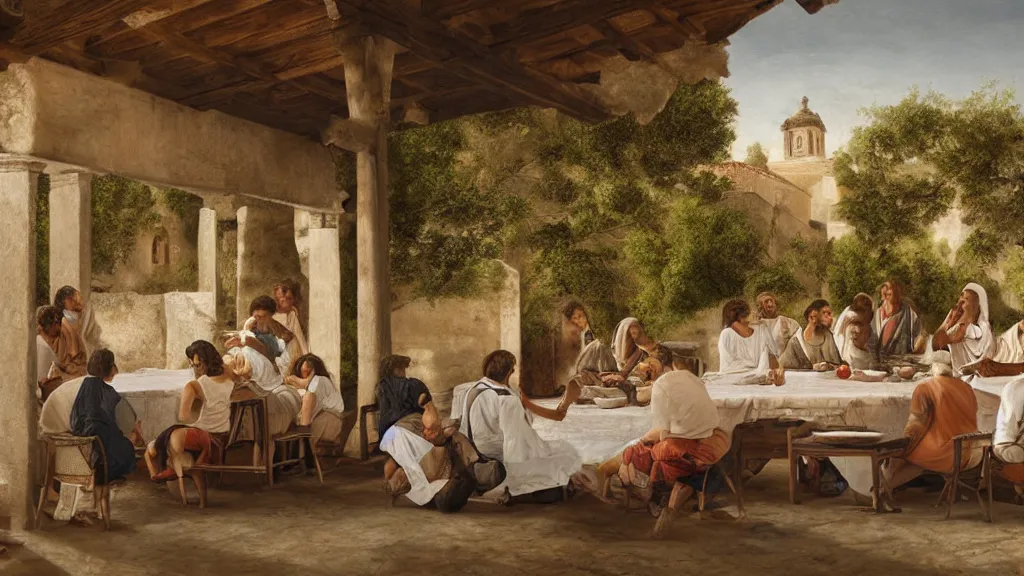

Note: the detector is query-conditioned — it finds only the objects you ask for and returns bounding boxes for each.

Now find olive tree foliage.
[382,80,801,338]
[830,85,1024,328]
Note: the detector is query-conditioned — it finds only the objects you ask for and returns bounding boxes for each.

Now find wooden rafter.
[335,0,610,122]
[488,0,661,48]
[138,23,346,102]
[10,0,154,54]
[650,7,706,41]
[420,0,494,19]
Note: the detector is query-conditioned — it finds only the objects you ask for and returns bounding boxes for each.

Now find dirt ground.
[3,460,1023,576]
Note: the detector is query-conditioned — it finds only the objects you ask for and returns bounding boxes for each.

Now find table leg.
[787,429,798,505]
[734,441,744,514]
[871,455,881,513]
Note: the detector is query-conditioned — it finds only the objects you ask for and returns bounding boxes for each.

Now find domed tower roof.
[781,96,826,132]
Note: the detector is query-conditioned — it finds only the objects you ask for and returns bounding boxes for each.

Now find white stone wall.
[712,163,813,224]
[90,291,215,373]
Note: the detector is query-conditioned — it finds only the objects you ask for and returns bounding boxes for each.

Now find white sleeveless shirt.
[191,375,233,433]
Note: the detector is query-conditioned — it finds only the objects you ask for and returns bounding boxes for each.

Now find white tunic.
[760,316,801,357]
[37,334,58,383]
[379,425,448,506]
[460,379,582,498]
[308,375,345,418]
[994,377,1024,464]
[946,282,997,375]
[651,370,718,440]
[717,324,778,375]
[191,375,233,434]
[994,324,1024,364]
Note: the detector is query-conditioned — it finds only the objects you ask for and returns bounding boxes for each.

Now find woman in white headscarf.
[931,282,996,376]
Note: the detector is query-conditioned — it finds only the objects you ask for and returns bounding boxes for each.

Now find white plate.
[811,430,884,440]
[860,370,887,377]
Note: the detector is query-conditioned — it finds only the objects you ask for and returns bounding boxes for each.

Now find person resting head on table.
[284,353,346,433]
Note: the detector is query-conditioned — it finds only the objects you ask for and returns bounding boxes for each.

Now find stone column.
[308,225,342,380]
[339,35,396,413]
[498,263,522,389]
[0,158,44,530]
[197,207,217,301]
[48,171,93,301]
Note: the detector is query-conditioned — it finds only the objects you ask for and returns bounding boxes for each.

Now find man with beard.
[931,283,996,377]
[780,299,843,370]
[755,292,802,355]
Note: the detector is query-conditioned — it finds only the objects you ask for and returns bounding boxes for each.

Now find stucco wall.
[91,291,215,373]
[101,198,198,293]
[722,191,823,260]
[712,163,812,224]
[392,265,520,410]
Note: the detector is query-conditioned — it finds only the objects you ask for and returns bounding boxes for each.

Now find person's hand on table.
[976,357,1000,378]
[129,420,145,446]
[812,362,832,372]
[600,373,625,385]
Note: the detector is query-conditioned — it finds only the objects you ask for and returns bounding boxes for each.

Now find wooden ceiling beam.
[335,0,610,123]
[138,23,346,103]
[11,0,154,55]
[489,0,661,49]
[650,7,706,41]
[420,0,494,19]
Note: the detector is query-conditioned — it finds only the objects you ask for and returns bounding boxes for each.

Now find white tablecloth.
[110,369,191,441]
[518,371,1012,495]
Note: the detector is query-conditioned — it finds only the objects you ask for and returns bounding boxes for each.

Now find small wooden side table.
[787,430,910,513]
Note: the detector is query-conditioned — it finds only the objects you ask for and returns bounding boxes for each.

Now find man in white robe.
[780,299,843,371]
[977,320,1024,377]
[223,335,301,439]
[460,350,582,503]
[714,299,783,385]
[273,281,309,366]
[755,292,802,355]
[992,376,1024,491]
[930,282,996,376]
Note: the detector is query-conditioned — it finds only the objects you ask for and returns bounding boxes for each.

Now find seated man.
[564,301,617,375]
[376,354,476,511]
[460,350,583,504]
[833,293,877,369]
[992,375,1024,494]
[977,319,1024,378]
[878,376,982,511]
[54,285,96,353]
[780,299,843,371]
[874,280,923,357]
[222,331,301,443]
[573,318,674,408]
[36,305,87,400]
[71,349,145,510]
[273,280,309,364]
[616,369,730,536]
[931,283,996,376]
[755,292,802,355]
[716,299,784,385]
[146,340,234,484]
[241,295,295,372]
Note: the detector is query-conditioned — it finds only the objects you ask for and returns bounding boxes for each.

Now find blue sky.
[724,0,1024,161]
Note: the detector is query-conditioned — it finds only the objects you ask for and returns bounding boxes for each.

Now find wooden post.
[338,34,396,432]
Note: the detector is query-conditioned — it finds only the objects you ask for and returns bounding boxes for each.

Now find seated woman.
[833,293,877,369]
[877,376,982,511]
[716,299,784,385]
[931,283,996,376]
[284,354,347,445]
[873,280,923,357]
[145,340,234,484]
[780,299,843,371]
[376,354,474,511]
[573,318,674,408]
[614,369,730,535]
[992,376,1024,495]
[71,349,145,508]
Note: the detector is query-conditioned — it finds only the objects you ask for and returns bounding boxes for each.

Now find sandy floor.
[3,460,1024,576]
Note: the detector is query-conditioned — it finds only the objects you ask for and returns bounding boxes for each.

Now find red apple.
[836,365,852,379]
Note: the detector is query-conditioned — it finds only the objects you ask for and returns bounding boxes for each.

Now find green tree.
[744,142,769,169]
[90,175,160,275]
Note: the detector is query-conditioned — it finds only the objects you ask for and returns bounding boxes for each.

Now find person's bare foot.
[652,508,675,538]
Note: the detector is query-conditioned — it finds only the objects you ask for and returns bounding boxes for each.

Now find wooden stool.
[272,430,323,484]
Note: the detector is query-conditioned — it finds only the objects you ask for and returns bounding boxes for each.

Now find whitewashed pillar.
[48,171,93,302]
[0,157,45,530]
[308,225,342,381]
[197,207,217,305]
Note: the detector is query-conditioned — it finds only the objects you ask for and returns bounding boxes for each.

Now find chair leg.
[101,489,111,531]
[193,472,208,509]
[35,454,54,529]
[309,439,324,485]
[984,450,993,523]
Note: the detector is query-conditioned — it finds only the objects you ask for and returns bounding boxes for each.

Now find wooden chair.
[989,449,1024,505]
[35,433,110,530]
[935,431,993,522]
[272,429,323,484]
[359,403,381,461]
